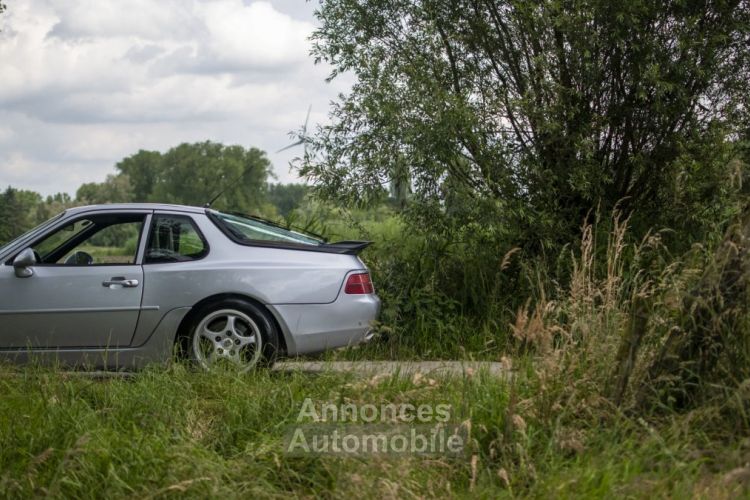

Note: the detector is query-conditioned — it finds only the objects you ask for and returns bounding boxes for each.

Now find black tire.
[181,298,280,370]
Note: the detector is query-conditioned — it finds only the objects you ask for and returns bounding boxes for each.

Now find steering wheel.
[64,251,94,265]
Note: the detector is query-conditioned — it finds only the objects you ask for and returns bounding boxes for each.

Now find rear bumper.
[268,293,381,356]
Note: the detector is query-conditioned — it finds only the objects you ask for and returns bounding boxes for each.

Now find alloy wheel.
[192,309,263,372]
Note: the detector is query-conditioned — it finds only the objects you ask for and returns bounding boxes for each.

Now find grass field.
[1,362,747,499]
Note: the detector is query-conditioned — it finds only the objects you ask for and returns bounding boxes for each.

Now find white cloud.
[48,0,196,40]
[0,0,346,195]
[196,1,311,70]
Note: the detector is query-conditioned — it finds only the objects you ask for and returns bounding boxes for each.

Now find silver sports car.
[0,204,380,371]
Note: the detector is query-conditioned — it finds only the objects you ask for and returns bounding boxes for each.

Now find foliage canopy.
[306,0,750,246]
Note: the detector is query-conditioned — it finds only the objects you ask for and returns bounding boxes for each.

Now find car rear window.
[211,211,323,246]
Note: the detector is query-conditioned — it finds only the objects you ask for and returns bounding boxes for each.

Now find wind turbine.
[276,105,312,155]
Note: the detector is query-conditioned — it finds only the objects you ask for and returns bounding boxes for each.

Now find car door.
[0,211,151,349]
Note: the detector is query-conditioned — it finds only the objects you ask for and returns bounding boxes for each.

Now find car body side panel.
[140,259,356,306]
[0,307,191,370]
[0,264,144,348]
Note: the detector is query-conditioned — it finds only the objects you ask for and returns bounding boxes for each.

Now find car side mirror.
[13,248,36,278]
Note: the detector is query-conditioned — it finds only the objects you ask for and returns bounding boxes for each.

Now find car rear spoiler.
[318,240,372,255]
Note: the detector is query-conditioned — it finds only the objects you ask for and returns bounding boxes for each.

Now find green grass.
[0,363,746,499]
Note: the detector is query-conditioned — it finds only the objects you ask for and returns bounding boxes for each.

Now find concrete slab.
[272,360,509,378]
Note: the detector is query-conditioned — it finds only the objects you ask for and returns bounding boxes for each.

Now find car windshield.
[0,211,66,255]
[212,211,324,246]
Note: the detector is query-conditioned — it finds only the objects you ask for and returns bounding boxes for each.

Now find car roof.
[65,203,206,216]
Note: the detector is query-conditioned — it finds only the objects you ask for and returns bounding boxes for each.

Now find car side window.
[145,215,207,263]
[35,219,92,259]
[31,214,145,265]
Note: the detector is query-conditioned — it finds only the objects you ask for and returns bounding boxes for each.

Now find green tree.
[111,143,273,213]
[0,187,42,244]
[152,142,272,213]
[35,192,74,223]
[76,174,133,205]
[267,183,309,217]
[115,150,162,202]
[306,0,750,246]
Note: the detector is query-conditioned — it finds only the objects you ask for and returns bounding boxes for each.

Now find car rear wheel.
[186,299,279,372]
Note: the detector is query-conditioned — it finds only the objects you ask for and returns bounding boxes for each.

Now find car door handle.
[102,277,139,288]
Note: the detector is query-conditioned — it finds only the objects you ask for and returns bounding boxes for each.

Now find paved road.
[272,360,509,378]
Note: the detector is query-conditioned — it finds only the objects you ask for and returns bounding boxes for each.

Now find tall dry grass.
[510,206,750,429]
[462,208,750,491]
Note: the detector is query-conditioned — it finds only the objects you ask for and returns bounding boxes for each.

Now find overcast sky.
[0,0,349,197]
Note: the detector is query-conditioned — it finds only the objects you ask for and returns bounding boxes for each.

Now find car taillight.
[345,272,374,294]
